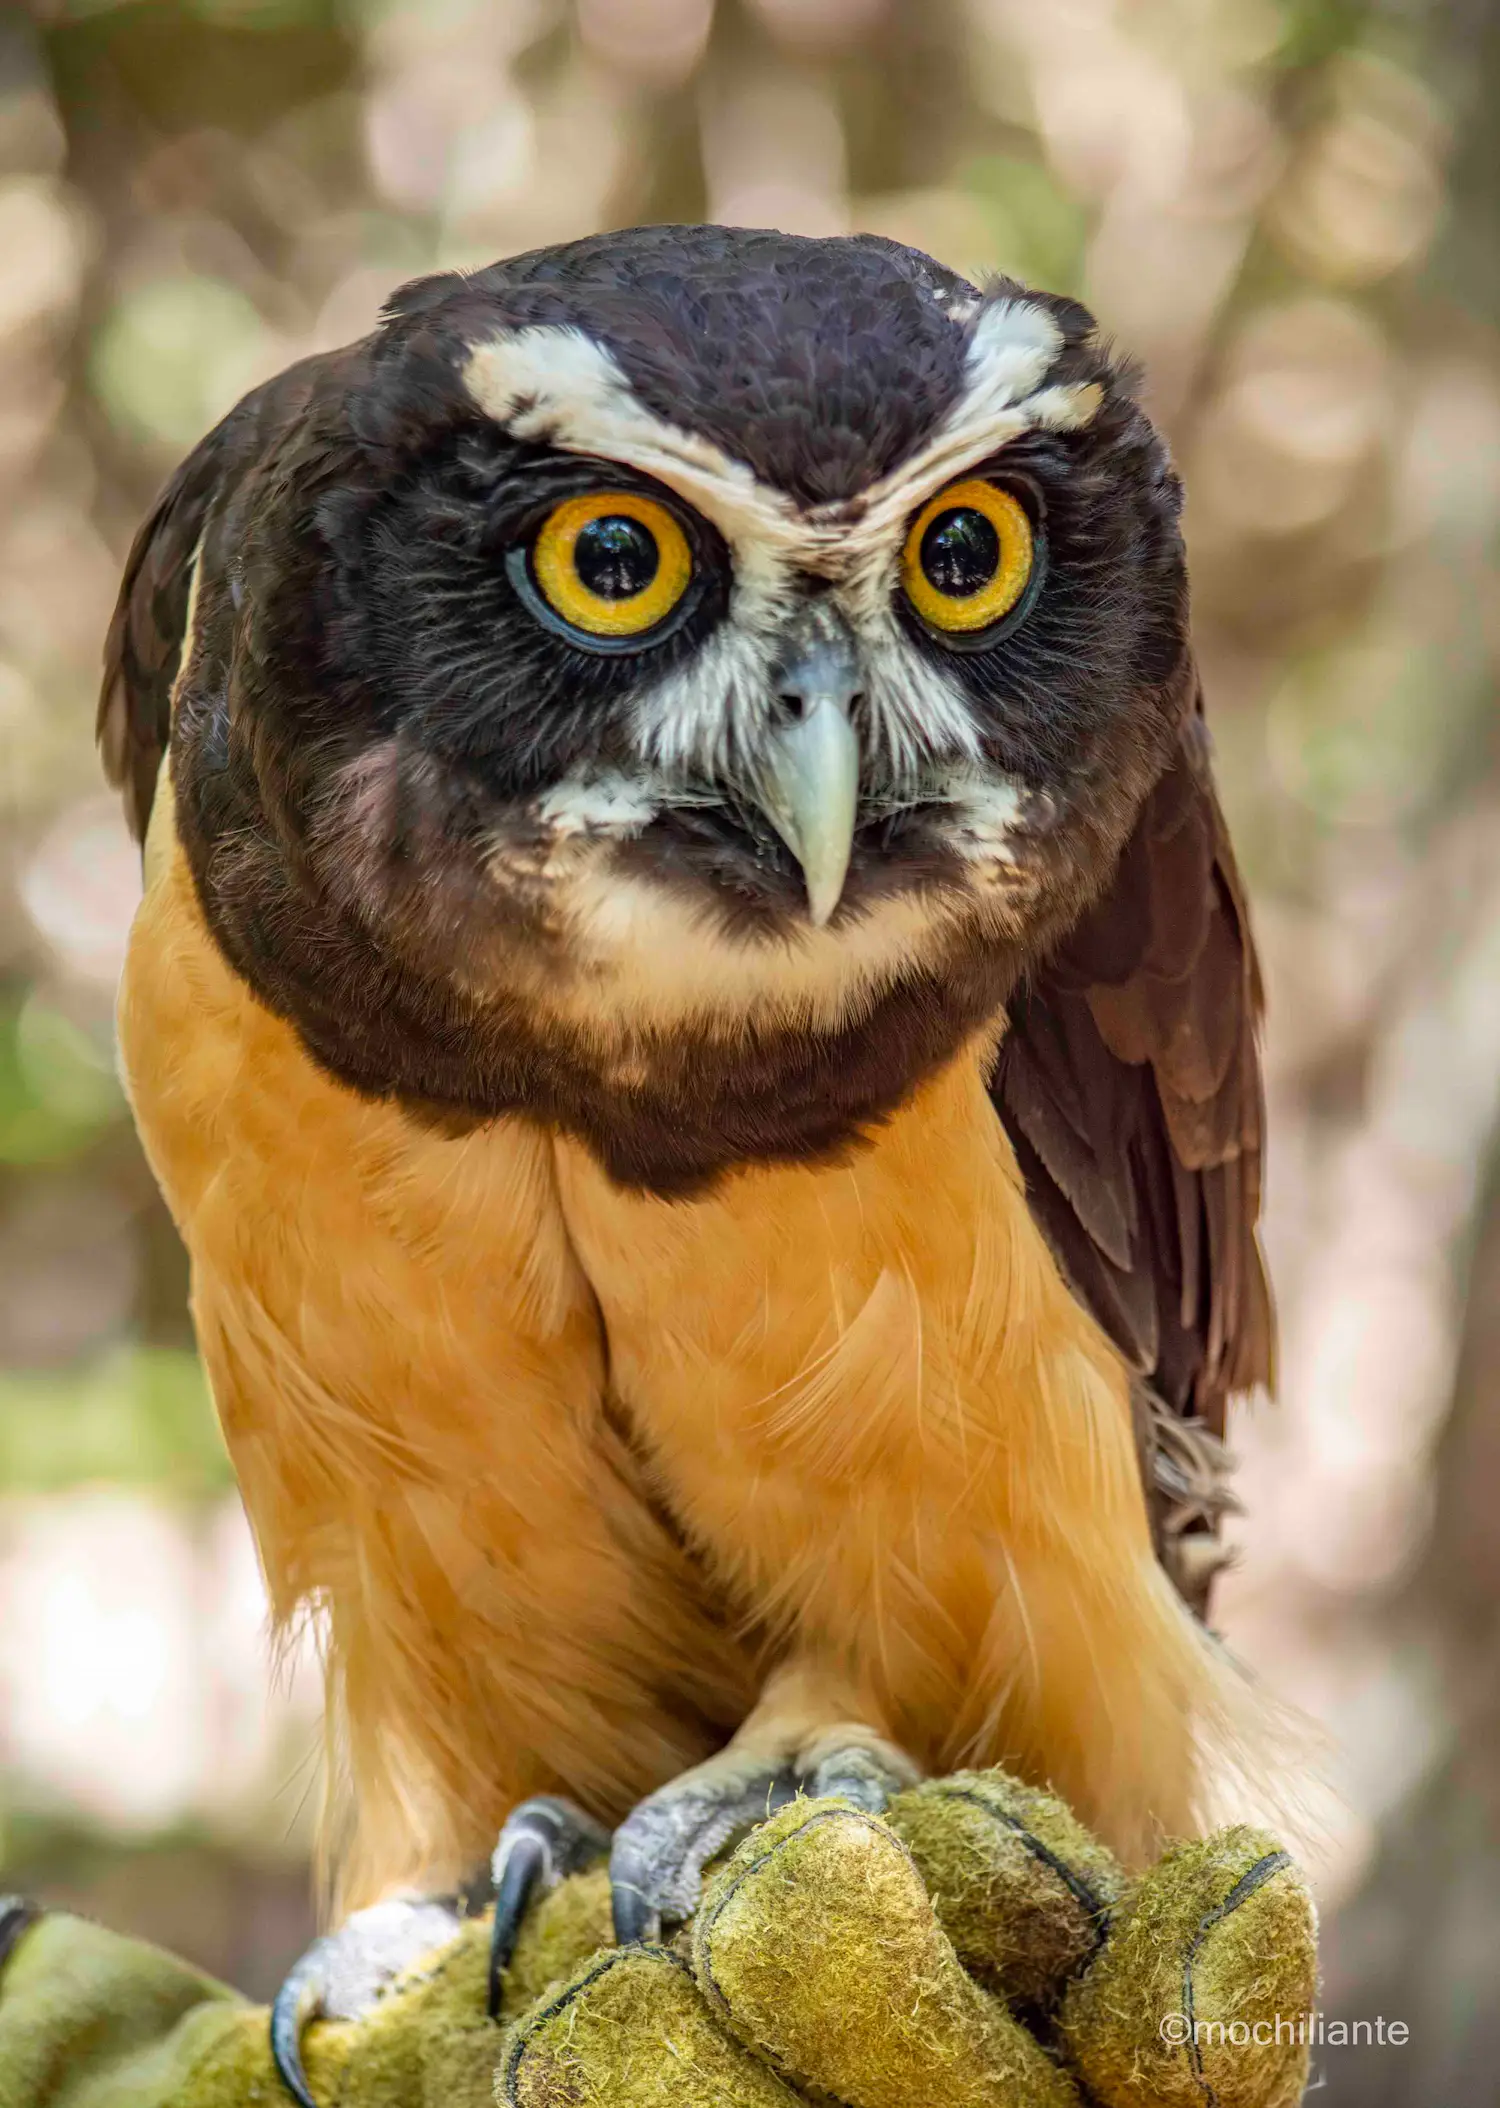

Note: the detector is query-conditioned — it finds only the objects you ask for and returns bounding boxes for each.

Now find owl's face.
[178,227,1194,1185]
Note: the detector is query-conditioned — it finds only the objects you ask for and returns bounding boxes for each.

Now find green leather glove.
[0,1768,1317,2108]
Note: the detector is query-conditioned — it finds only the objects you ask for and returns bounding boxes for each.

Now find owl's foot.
[269,1895,465,2108]
[269,1796,607,2108]
[609,1727,921,1945]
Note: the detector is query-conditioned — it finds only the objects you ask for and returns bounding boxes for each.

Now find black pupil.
[574,514,660,599]
[920,506,1000,598]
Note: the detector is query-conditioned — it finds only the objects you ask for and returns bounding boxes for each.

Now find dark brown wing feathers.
[993,699,1273,1436]
[99,428,238,842]
[99,353,333,844]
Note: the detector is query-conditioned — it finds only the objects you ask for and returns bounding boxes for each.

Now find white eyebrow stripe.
[828,299,1083,552]
[463,327,805,564]
[460,304,1103,600]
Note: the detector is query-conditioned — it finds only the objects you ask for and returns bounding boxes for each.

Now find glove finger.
[329,1874,618,2102]
[1059,1824,1317,2108]
[320,1916,506,2105]
[886,1768,1125,2010]
[692,1797,1080,2108]
[501,1945,805,2107]
[0,1912,313,2108]
[283,1871,613,2104]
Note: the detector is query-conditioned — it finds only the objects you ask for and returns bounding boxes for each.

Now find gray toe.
[610,1764,800,1942]
[806,1743,914,1813]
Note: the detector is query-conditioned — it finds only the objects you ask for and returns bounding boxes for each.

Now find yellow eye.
[529,490,693,639]
[901,479,1035,635]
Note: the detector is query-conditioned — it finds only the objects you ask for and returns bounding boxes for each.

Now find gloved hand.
[0,1767,1317,2108]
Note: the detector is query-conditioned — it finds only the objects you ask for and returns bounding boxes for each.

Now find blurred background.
[1,0,1496,2095]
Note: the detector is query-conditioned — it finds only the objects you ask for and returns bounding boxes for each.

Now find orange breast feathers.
[553,1057,1240,1865]
[121,782,1249,1905]
[120,780,757,1908]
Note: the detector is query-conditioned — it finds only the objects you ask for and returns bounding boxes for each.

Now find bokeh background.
[2,0,1497,2096]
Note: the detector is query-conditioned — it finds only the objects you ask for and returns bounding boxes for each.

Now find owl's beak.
[755,611,863,927]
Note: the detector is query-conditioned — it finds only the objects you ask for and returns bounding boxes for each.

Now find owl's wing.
[99,353,333,844]
[990,699,1272,1591]
[99,427,235,844]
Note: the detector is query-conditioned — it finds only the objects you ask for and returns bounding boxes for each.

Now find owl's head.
[170,226,1195,1185]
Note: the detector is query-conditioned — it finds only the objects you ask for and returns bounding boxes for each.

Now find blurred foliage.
[0,1346,228,1496]
[1,0,1498,2078]
[0,988,122,1164]
[968,155,1088,292]
[91,273,274,448]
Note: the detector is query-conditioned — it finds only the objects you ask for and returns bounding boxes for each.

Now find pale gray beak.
[754,608,863,927]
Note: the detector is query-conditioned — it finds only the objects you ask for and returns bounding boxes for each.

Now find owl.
[101,225,1270,2100]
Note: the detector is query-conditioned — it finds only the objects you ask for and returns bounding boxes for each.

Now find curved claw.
[270,1934,334,2108]
[488,1832,548,2016]
[609,1763,800,1947]
[0,1897,42,1977]
[269,1897,463,2106]
[487,1796,609,2019]
[609,1869,662,1949]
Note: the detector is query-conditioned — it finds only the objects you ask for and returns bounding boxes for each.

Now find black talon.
[609,1871,661,1949]
[487,1796,611,2019]
[268,1801,607,2084]
[0,1898,43,1975]
[270,1896,464,2104]
[270,1935,333,2108]
[487,1833,547,2018]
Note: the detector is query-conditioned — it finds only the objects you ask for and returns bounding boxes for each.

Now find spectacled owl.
[101,225,1271,2098]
